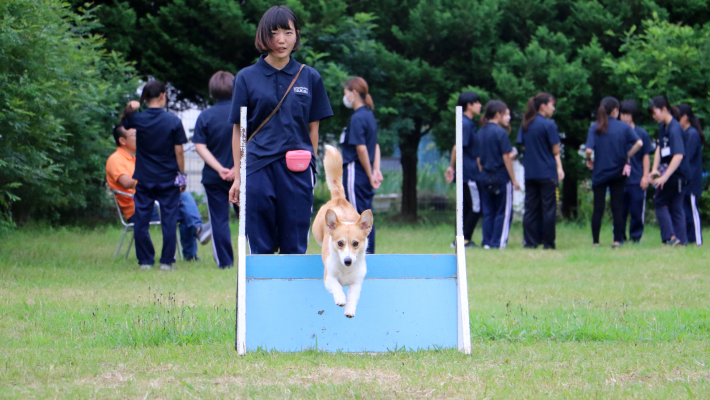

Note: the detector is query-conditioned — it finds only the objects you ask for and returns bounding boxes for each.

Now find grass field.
[1,219,709,399]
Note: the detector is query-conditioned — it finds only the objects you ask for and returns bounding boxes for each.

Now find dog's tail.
[323,145,345,200]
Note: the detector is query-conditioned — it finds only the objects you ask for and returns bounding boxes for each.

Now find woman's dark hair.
[123,81,167,119]
[647,95,680,120]
[209,71,235,101]
[255,6,300,54]
[522,92,555,132]
[457,91,481,109]
[480,100,508,126]
[595,96,619,134]
[619,100,638,117]
[677,103,704,144]
[344,77,374,109]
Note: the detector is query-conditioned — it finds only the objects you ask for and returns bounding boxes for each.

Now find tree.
[0,0,137,225]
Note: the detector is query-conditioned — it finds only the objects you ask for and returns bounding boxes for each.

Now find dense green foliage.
[0,0,137,227]
[79,0,709,220]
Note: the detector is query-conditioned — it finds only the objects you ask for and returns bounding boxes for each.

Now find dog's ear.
[358,210,373,232]
[326,209,339,231]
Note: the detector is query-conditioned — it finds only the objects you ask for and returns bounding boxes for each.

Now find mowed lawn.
[1,220,709,399]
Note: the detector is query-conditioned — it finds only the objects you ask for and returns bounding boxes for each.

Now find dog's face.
[326,209,373,267]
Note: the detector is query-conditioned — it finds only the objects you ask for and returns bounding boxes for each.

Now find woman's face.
[540,100,555,117]
[651,107,664,123]
[269,21,297,58]
[501,108,511,127]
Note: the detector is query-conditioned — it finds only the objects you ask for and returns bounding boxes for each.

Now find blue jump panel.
[245,254,458,352]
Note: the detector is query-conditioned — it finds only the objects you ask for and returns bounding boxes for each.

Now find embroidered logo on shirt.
[293,87,308,95]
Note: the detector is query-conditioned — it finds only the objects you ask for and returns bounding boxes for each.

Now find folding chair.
[111,189,183,261]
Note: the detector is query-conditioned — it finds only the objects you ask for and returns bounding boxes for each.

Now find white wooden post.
[455,106,472,354]
[236,107,247,355]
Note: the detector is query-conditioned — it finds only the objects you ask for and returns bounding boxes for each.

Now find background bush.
[0,0,137,228]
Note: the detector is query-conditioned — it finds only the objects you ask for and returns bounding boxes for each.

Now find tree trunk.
[399,120,423,222]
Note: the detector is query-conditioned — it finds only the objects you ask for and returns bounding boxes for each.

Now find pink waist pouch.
[285,150,312,172]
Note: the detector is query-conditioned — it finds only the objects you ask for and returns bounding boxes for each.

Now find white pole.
[236,107,247,355]
[455,106,471,354]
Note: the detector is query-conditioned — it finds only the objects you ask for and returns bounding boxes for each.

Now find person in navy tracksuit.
[585,97,643,248]
[228,6,333,254]
[648,96,690,246]
[194,71,239,268]
[676,103,704,246]
[476,100,521,250]
[445,91,482,248]
[618,100,654,243]
[340,77,382,254]
[122,81,187,270]
[517,92,564,249]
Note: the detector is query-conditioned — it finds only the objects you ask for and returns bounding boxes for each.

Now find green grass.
[1,220,710,398]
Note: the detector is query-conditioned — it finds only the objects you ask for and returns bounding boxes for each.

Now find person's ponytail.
[595,96,619,135]
[365,93,374,110]
[670,105,680,120]
[521,97,535,132]
[677,103,705,144]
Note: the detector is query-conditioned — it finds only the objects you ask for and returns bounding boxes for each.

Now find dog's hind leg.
[324,274,346,307]
[343,282,362,318]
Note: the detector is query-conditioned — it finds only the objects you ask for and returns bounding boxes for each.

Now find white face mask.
[343,94,354,109]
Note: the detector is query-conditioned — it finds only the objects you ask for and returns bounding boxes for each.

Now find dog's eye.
[352,241,359,247]
[337,241,344,247]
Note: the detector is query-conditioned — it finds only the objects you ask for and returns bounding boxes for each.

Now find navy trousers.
[134,181,180,265]
[343,161,376,254]
[480,180,513,249]
[523,178,558,248]
[684,192,704,245]
[654,174,687,244]
[246,158,314,255]
[622,184,647,241]
[204,181,239,267]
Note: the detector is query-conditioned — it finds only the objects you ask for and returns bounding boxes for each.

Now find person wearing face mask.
[585,97,643,248]
[228,6,333,255]
[444,91,482,249]
[517,92,563,250]
[340,77,381,254]
[476,100,521,250]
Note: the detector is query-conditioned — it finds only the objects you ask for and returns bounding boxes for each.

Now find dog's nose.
[344,257,352,266]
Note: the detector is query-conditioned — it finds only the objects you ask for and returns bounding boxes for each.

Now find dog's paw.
[333,294,346,307]
[344,311,355,318]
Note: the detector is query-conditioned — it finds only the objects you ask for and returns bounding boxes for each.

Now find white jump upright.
[235,107,471,354]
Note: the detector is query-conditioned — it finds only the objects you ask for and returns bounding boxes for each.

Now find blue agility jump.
[235,107,471,354]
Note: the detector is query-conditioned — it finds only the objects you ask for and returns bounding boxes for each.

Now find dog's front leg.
[343,282,362,318]
[324,275,346,307]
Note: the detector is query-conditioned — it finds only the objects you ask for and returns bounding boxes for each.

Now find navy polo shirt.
[477,122,513,184]
[461,115,480,182]
[122,108,187,183]
[193,100,234,185]
[516,114,560,180]
[341,107,378,167]
[684,126,703,196]
[657,118,688,181]
[585,117,639,186]
[228,56,333,176]
[626,126,654,186]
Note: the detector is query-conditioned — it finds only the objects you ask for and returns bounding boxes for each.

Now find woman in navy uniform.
[618,100,654,243]
[517,92,564,249]
[676,104,704,246]
[194,71,239,268]
[585,97,643,248]
[445,91,482,248]
[228,6,333,254]
[476,100,521,250]
[340,77,382,254]
[122,81,188,270]
[648,96,690,246]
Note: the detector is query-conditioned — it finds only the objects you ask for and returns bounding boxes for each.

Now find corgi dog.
[312,145,373,318]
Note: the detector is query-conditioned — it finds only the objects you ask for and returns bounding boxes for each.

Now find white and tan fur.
[312,145,373,318]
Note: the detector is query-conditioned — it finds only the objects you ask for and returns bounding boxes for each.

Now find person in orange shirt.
[107,125,212,262]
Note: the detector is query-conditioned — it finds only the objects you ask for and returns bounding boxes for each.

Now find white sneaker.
[483,245,491,250]
[139,264,152,270]
[160,264,174,271]
[197,221,212,245]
